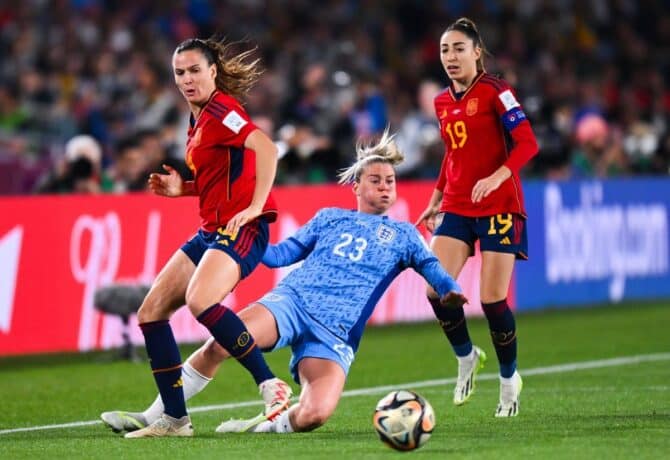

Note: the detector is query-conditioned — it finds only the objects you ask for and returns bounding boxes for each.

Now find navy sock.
[197,304,274,385]
[482,299,517,378]
[139,320,186,418]
[429,297,472,357]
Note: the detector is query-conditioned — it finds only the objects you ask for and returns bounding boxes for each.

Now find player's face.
[355,162,397,215]
[440,30,481,85]
[173,49,217,106]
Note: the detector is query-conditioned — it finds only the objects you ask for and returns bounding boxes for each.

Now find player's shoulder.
[477,72,513,94]
[203,91,246,121]
[434,86,452,105]
[314,207,351,222]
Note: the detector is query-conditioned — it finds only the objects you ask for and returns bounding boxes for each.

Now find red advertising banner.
[0,182,514,356]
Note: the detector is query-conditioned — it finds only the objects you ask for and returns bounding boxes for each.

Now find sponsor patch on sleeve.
[222,110,248,134]
[498,89,520,111]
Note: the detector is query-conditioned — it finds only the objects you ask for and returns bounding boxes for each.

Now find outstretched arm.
[262,238,310,268]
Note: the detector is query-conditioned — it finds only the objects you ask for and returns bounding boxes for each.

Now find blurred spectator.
[0,0,668,195]
[395,80,442,178]
[35,135,111,194]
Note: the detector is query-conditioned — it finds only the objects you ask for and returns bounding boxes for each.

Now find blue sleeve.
[261,210,324,268]
[262,238,310,268]
[406,228,461,296]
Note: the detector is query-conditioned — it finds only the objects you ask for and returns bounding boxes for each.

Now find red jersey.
[185,91,277,231]
[434,72,538,217]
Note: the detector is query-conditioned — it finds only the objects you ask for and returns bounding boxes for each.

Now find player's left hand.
[439,291,468,309]
[226,205,262,235]
[471,166,512,203]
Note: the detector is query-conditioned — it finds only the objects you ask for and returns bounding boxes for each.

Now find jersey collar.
[448,71,485,101]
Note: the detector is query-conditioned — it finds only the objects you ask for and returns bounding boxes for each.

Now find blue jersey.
[262,208,459,349]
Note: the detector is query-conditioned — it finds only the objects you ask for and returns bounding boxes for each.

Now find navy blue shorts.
[434,212,528,260]
[180,218,270,279]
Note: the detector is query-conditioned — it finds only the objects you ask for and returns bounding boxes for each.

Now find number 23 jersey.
[434,72,538,217]
[275,208,454,343]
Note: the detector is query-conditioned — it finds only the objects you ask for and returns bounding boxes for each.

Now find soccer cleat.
[124,414,193,438]
[100,411,148,433]
[259,377,292,420]
[453,346,487,405]
[495,371,523,417]
[215,413,273,433]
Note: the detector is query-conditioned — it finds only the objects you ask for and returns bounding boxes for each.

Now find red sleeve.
[433,96,448,191]
[435,153,448,191]
[214,106,258,147]
[504,121,538,175]
[492,86,539,175]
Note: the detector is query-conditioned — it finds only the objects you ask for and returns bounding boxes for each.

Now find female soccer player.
[415,18,538,417]
[119,38,291,438]
[101,131,467,434]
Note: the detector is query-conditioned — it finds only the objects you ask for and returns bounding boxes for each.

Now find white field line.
[1,352,668,436]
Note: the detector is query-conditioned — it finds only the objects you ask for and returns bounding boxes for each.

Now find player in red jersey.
[111,38,291,438]
[416,18,538,418]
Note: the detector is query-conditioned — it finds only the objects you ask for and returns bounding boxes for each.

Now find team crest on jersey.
[439,108,448,119]
[466,98,479,116]
[376,224,396,243]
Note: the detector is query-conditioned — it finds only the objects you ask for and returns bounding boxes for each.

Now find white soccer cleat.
[100,411,148,433]
[259,377,292,420]
[495,371,523,417]
[215,413,273,433]
[124,414,193,438]
[453,346,487,405]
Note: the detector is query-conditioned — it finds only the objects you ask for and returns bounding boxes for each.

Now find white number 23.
[333,233,368,261]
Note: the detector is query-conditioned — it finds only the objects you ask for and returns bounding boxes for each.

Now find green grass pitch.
[1,301,669,459]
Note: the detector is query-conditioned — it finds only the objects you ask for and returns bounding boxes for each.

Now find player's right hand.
[439,291,468,309]
[148,164,184,197]
[414,206,439,233]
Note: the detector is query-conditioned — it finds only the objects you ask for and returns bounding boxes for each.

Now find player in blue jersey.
[101,130,466,434]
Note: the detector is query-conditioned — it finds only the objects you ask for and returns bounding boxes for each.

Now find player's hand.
[415,206,439,233]
[148,164,184,197]
[226,204,262,235]
[471,166,511,203]
[439,291,468,309]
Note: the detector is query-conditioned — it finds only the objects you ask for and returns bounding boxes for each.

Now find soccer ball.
[372,390,435,451]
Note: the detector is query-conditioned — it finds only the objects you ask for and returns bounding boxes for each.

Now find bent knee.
[295,404,334,430]
[202,338,229,361]
[137,297,170,323]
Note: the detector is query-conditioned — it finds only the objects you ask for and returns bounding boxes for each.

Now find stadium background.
[1,0,669,356]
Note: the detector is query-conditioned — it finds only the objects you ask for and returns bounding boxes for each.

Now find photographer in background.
[34,135,112,194]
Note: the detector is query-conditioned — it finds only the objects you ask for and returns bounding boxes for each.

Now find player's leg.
[123,249,196,438]
[217,358,346,434]
[478,213,527,417]
[480,250,522,417]
[276,358,346,432]
[186,220,289,412]
[428,215,486,405]
[106,302,286,433]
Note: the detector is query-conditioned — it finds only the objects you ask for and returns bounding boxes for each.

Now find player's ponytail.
[338,128,405,184]
[174,37,263,102]
[445,17,488,72]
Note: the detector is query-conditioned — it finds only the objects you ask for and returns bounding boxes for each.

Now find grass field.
[1,301,669,459]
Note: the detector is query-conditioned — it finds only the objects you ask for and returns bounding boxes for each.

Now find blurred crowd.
[1,0,669,195]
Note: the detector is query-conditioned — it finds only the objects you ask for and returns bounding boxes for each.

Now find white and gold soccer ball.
[372,390,435,451]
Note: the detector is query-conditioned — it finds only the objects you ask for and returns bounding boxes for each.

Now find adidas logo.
[500,236,511,245]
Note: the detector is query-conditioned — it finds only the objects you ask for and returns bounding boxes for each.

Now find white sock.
[142,362,212,423]
[273,408,295,433]
[251,420,274,433]
[457,348,475,364]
